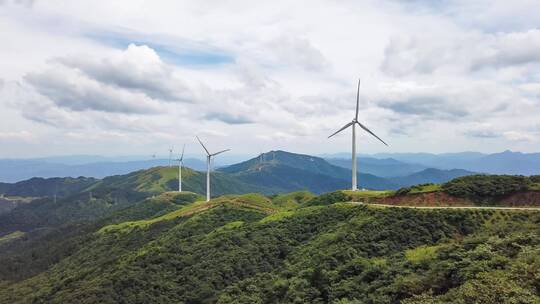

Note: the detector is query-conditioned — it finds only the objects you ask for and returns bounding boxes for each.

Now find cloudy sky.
[1,0,539,158]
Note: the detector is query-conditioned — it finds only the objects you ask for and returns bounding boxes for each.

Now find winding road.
[349,202,540,211]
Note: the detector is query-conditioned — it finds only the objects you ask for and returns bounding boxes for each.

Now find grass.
[136,167,178,193]
[272,191,315,209]
[259,211,295,223]
[99,193,281,234]
[342,190,392,197]
[0,196,35,202]
[342,190,393,203]
[405,244,441,264]
[98,201,208,234]
[408,184,442,193]
[210,221,245,235]
[0,231,25,244]
[528,183,540,191]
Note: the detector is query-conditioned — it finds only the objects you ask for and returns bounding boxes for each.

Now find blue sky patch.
[86,30,234,67]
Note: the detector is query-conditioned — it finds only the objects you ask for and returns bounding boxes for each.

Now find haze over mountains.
[325,150,540,176]
[0,158,207,183]
[1,151,538,187]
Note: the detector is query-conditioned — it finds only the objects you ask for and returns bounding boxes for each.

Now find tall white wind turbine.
[328,79,388,191]
[196,136,230,201]
[174,144,186,192]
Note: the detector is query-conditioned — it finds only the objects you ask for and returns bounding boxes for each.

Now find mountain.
[3,150,540,184]
[223,150,349,179]
[370,151,486,166]
[326,157,427,177]
[0,166,274,235]
[0,176,98,198]
[390,168,476,187]
[467,150,540,175]
[370,150,540,175]
[0,158,207,182]
[220,151,399,192]
[0,190,537,303]
[0,152,401,236]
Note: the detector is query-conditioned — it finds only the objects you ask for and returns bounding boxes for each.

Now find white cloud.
[0,130,33,141]
[259,35,329,71]
[382,29,540,76]
[0,0,539,157]
[56,44,194,102]
[25,64,163,114]
[503,131,537,142]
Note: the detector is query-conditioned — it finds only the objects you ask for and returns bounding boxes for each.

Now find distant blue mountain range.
[0,150,537,187]
[0,158,206,183]
[322,150,540,176]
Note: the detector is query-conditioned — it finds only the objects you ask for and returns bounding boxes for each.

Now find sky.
[1,0,539,158]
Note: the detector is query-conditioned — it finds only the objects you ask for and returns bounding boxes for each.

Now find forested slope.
[0,191,538,304]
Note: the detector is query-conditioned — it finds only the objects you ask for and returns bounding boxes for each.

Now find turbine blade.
[211,149,230,157]
[357,122,388,146]
[196,136,210,155]
[355,78,360,120]
[328,121,354,138]
[180,144,186,161]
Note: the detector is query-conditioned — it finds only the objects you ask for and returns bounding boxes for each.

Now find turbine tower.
[328,79,388,191]
[196,136,230,201]
[174,144,186,192]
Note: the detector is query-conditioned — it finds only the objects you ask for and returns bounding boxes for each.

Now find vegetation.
[0,167,272,235]
[0,191,538,303]
[271,191,315,209]
[0,231,25,244]
[0,172,539,303]
[442,175,532,203]
[342,190,392,200]
[394,183,441,196]
[0,176,98,198]
[220,151,398,193]
[306,191,350,206]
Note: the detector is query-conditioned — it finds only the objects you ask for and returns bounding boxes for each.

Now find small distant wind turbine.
[328,79,388,191]
[196,136,230,201]
[168,146,174,167]
[174,144,186,192]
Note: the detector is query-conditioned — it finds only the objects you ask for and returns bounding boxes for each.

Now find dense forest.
[0,183,538,303]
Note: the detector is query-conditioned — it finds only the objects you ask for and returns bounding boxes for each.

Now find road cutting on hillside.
[349,201,540,211]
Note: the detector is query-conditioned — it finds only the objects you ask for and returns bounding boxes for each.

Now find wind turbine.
[328,79,388,191]
[168,146,174,167]
[196,136,230,201]
[174,144,186,192]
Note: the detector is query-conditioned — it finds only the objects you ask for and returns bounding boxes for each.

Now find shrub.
[528,175,540,183]
[394,187,411,196]
[442,175,530,201]
[307,191,349,206]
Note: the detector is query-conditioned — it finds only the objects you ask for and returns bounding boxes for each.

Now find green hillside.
[222,151,349,178]
[220,151,398,192]
[0,166,273,235]
[90,166,273,196]
[0,176,98,198]
[0,191,538,303]
[0,169,539,303]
